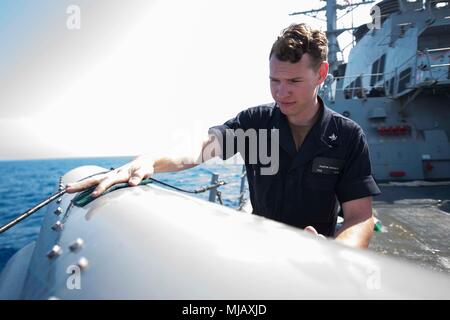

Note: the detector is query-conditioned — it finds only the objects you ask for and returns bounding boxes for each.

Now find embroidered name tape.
[312,157,344,175]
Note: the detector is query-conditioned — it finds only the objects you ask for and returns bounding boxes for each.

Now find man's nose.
[276,84,290,99]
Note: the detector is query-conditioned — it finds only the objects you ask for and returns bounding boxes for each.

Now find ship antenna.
[290,0,376,74]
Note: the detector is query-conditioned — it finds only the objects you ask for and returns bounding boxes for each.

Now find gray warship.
[296,0,450,181]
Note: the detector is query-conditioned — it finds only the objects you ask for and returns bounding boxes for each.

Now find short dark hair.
[270,23,328,70]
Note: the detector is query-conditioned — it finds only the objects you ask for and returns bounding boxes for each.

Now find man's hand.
[65,155,155,197]
[304,226,326,239]
[65,135,219,198]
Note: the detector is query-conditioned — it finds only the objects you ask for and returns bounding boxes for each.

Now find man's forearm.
[334,217,374,249]
[152,135,219,173]
[152,156,200,173]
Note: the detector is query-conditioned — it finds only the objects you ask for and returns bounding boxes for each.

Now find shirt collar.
[274,96,340,167]
[314,96,340,148]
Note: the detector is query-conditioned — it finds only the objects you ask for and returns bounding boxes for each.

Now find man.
[67,23,380,248]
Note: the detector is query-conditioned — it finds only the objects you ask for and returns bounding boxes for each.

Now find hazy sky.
[0,0,372,160]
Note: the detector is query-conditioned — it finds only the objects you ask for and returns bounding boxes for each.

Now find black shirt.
[208,97,381,236]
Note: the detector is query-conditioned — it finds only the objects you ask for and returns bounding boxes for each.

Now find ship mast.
[327,0,339,74]
[290,0,376,73]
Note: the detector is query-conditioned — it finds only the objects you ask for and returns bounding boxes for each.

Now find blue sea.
[0,157,246,273]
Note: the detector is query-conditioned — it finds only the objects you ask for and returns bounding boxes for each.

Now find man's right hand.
[65,155,155,198]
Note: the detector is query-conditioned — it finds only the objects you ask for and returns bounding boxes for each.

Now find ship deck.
[369,182,450,275]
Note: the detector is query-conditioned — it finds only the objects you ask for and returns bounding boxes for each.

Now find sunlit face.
[269,54,328,119]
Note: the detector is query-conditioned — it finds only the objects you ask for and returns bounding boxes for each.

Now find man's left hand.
[304,226,326,239]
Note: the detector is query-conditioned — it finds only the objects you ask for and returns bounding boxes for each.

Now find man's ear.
[317,61,329,85]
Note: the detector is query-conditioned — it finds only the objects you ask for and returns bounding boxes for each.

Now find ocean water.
[0,157,245,273]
